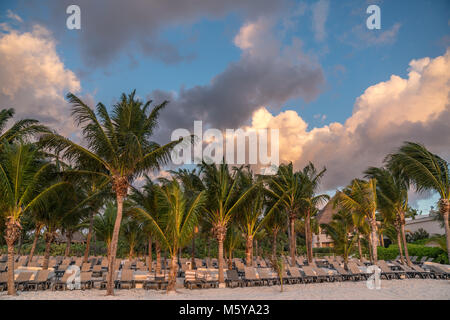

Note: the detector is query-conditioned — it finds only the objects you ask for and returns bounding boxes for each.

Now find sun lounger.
[0,272,7,291]
[53,270,76,291]
[15,271,34,291]
[347,262,368,281]
[311,266,335,282]
[80,272,93,290]
[287,266,304,284]
[0,263,6,273]
[330,262,355,281]
[243,267,263,286]
[426,264,450,280]
[118,269,135,289]
[143,273,169,290]
[225,269,243,288]
[27,270,51,290]
[81,263,91,272]
[377,260,405,279]
[184,270,205,289]
[391,261,420,279]
[301,266,319,283]
[407,263,430,279]
[257,268,278,286]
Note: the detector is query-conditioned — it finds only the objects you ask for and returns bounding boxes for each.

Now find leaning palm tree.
[387,142,450,262]
[39,90,182,295]
[337,179,379,263]
[199,161,258,286]
[321,209,357,270]
[0,143,67,295]
[364,166,412,265]
[130,179,205,293]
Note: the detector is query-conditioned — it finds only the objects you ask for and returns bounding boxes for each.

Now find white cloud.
[0,24,81,137]
[244,49,450,191]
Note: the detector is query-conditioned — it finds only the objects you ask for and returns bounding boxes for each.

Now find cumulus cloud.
[150,17,325,143]
[0,24,81,137]
[311,0,330,42]
[34,0,287,68]
[244,49,450,190]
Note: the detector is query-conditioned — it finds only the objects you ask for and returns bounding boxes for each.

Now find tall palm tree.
[199,161,258,286]
[338,179,379,263]
[224,224,242,269]
[321,209,357,270]
[268,163,303,266]
[298,162,329,263]
[0,108,48,146]
[130,179,205,293]
[0,143,67,295]
[364,166,411,265]
[39,90,182,295]
[387,142,450,262]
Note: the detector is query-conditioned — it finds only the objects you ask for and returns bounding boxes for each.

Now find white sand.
[1,279,449,300]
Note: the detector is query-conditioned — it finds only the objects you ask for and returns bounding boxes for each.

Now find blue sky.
[0,0,449,213]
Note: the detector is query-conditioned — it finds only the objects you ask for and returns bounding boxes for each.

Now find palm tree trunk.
[289,214,296,266]
[396,223,405,264]
[380,233,384,247]
[440,199,450,262]
[106,192,125,296]
[245,234,253,266]
[305,210,313,263]
[399,211,412,266]
[357,235,363,260]
[155,240,161,274]
[5,216,21,296]
[167,254,178,293]
[28,225,41,266]
[191,233,195,268]
[42,232,54,270]
[64,232,72,258]
[370,219,378,263]
[83,211,95,263]
[272,229,278,260]
[148,237,152,271]
[218,235,225,285]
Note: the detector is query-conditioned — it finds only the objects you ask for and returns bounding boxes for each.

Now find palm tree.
[93,201,117,257]
[364,166,412,265]
[264,206,286,260]
[0,143,67,295]
[0,108,48,146]
[224,224,242,269]
[268,163,303,266]
[130,179,205,293]
[120,216,145,260]
[337,179,379,263]
[298,162,329,263]
[321,209,357,270]
[234,166,281,265]
[200,161,258,286]
[387,142,450,262]
[39,90,182,295]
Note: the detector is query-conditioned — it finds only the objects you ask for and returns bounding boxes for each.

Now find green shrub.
[377,244,445,262]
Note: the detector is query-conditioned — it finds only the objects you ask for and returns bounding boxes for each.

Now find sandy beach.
[1,279,449,300]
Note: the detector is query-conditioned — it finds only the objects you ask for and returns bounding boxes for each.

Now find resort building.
[405,208,445,236]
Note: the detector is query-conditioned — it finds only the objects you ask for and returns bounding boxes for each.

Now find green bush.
[377,244,445,262]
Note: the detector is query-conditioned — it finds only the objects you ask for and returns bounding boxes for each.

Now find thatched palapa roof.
[316,192,341,225]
